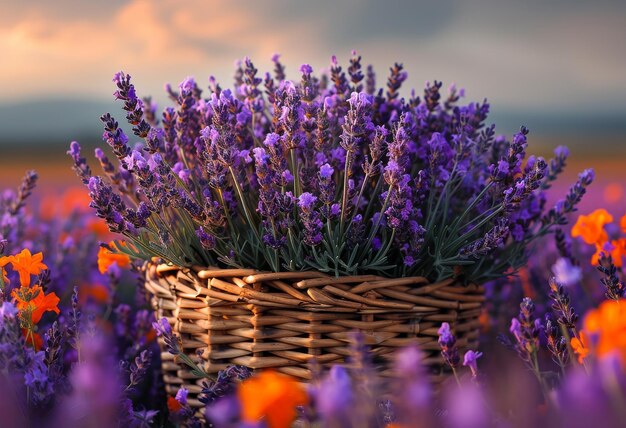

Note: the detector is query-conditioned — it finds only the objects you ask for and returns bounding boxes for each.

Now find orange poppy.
[88,218,111,238]
[579,299,626,366]
[97,244,131,274]
[621,214,626,234]
[79,283,110,304]
[39,187,92,220]
[0,255,13,284]
[12,285,60,324]
[238,370,308,428]
[571,209,613,245]
[21,329,44,351]
[7,249,48,287]
[591,239,626,267]
[570,332,590,364]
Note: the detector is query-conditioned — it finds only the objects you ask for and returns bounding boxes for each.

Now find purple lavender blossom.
[152,317,180,355]
[175,386,188,406]
[392,346,432,425]
[319,163,334,179]
[438,322,460,369]
[199,365,251,405]
[69,56,592,283]
[551,257,582,287]
[462,350,483,378]
[298,193,323,246]
[68,142,92,184]
[314,365,354,426]
[0,301,17,319]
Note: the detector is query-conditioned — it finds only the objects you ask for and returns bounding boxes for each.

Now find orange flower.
[22,329,44,351]
[79,283,110,304]
[579,299,626,366]
[238,370,308,428]
[591,239,626,267]
[570,332,590,364]
[39,187,92,220]
[12,285,60,324]
[88,218,111,238]
[0,255,14,285]
[7,249,48,287]
[571,209,613,245]
[621,214,626,234]
[97,243,131,274]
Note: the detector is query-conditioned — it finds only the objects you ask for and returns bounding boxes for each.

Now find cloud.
[0,0,625,114]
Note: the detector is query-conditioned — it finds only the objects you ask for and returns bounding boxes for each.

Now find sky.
[0,0,625,146]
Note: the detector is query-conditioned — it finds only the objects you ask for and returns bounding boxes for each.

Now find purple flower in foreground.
[196,227,216,250]
[507,298,542,371]
[175,387,188,406]
[205,396,241,427]
[300,63,313,75]
[0,301,18,319]
[298,192,317,211]
[314,365,354,426]
[152,317,172,337]
[509,318,522,342]
[548,277,579,329]
[200,365,251,405]
[438,322,460,369]
[445,380,489,428]
[152,317,180,355]
[392,346,432,425]
[319,163,334,179]
[551,257,582,287]
[298,192,323,246]
[463,350,483,378]
[68,141,92,184]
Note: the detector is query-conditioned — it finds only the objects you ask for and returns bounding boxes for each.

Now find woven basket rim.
[148,261,473,287]
[144,261,484,314]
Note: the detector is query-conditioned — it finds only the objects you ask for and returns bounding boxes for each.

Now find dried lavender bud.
[460,220,510,258]
[199,365,252,404]
[598,253,625,301]
[545,315,569,369]
[101,113,131,160]
[387,63,407,102]
[152,317,181,355]
[127,350,152,392]
[548,277,579,330]
[7,170,38,216]
[508,297,541,365]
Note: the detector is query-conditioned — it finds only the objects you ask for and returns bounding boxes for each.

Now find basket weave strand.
[145,263,484,408]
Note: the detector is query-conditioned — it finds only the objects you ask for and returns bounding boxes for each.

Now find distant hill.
[0,98,124,146]
[0,98,624,156]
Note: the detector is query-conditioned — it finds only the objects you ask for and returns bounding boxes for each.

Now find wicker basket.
[144,262,484,408]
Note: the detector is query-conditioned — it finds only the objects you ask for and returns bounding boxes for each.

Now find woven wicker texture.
[145,263,484,408]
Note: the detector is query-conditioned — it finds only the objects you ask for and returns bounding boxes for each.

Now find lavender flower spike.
[463,350,483,378]
[438,322,460,369]
[152,317,180,355]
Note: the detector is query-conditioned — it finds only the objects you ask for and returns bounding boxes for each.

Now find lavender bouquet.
[69,53,592,283]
